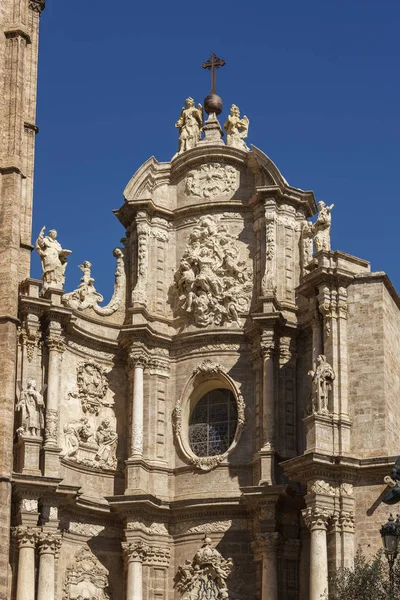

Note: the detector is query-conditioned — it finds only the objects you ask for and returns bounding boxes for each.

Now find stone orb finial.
[204,93,223,115]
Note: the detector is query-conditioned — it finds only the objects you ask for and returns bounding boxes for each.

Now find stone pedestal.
[16,435,42,475]
[198,114,224,145]
[303,413,334,453]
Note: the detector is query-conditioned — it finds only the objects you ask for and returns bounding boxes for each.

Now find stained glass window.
[189,389,238,457]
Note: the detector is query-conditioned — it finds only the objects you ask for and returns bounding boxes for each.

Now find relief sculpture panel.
[173,215,252,327]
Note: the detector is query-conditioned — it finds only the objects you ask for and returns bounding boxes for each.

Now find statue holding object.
[35,227,71,291]
[175,97,203,153]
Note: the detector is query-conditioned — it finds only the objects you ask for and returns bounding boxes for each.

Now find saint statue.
[16,379,45,436]
[301,220,314,267]
[314,201,334,252]
[224,104,249,151]
[175,97,203,153]
[35,227,71,291]
[308,355,335,415]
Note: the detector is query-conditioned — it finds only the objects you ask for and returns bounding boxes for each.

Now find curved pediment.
[123,156,171,202]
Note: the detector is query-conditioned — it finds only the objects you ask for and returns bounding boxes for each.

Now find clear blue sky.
[32,0,400,297]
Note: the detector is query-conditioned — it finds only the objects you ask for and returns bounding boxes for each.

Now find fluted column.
[302,507,330,600]
[13,526,37,600]
[37,531,62,600]
[122,541,148,600]
[129,354,148,457]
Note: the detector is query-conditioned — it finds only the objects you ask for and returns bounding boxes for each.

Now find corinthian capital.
[12,526,38,548]
[122,540,150,562]
[38,531,62,555]
[302,507,331,531]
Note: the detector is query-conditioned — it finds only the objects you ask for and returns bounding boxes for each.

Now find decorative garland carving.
[62,547,110,600]
[174,536,233,599]
[173,215,252,327]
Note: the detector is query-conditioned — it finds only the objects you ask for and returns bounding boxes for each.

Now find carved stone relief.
[261,215,277,295]
[126,520,169,535]
[63,248,126,315]
[62,546,110,600]
[185,163,238,200]
[69,361,111,415]
[62,362,118,470]
[172,519,247,536]
[173,215,252,327]
[174,536,233,599]
[61,417,118,470]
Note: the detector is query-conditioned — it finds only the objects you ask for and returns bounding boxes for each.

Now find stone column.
[122,541,149,600]
[37,532,62,600]
[129,354,148,457]
[259,330,276,484]
[302,507,330,600]
[252,532,281,600]
[340,510,355,569]
[43,323,65,476]
[13,526,37,600]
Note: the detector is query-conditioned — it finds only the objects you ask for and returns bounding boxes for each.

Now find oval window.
[189,389,238,457]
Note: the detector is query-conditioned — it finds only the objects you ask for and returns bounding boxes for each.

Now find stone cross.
[202,53,225,93]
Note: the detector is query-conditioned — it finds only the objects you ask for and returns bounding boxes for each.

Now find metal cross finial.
[202,53,226,94]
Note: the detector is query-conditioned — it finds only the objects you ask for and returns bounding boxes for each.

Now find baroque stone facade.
[1,7,400,600]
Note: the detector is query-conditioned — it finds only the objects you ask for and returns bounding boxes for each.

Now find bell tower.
[0,0,45,595]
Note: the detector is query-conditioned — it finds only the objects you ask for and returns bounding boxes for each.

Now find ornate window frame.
[172,360,245,471]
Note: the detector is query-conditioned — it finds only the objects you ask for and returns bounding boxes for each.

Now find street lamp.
[380,513,400,591]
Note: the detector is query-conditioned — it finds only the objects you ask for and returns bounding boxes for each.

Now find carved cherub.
[224,104,249,151]
[175,97,203,153]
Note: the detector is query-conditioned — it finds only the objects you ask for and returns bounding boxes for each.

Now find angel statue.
[175,97,203,153]
[16,379,45,437]
[35,227,71,291]
[224,104,249,151]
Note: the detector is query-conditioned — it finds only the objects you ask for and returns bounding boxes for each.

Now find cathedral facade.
[1,4,400,600]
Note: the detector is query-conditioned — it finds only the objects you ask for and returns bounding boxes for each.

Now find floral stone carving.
[173,215,252,327]
[62,546,110,600]
[174,536,233,600]
[185,163,238,200]
[63,248,126,315]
